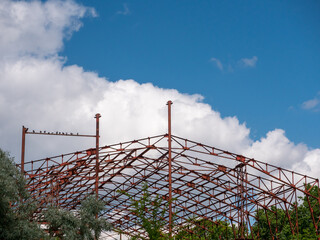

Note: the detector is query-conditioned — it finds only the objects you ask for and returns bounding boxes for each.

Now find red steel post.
[167,100,173,237]
[21,126,27,174]
[95,113,101,199]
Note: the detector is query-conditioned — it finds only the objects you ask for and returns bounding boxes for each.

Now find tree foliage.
[124,183,320,239]
[173,185,320,240]
[119,182,171,240]
[252,184,320,240]
[44,195,112,240]
[252,206,295,239]
[0,148,112,239]
[174,218,233,240]
[0,149,44,239]
[297,184,320,239]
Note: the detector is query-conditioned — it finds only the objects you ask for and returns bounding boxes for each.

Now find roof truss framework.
[22,134,320,239]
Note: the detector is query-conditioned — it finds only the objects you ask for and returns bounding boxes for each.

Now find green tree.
[44,195,112,240]
[0,149,45,239]
[252,206,295,240]
[0,148,112,240]
[174,218,233,240]
[252,185,320,239]
[119,182,171,240]
[296,184,320,239]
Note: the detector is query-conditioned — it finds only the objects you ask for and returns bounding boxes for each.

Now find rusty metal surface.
[20,126,96,177]
[21,126,27,173]
[18,103,320,239]
[19,133,320,239]
[95,113,101,199]
[167,100,173,237]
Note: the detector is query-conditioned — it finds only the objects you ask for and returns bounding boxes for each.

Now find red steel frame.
[19,102,320,239]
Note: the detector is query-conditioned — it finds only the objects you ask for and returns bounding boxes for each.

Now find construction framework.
[19,101,320,239]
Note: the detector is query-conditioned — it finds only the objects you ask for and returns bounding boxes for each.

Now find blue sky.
[0,0,320,178]
[62,0,320,148]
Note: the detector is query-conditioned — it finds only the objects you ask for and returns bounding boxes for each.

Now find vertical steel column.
[167,100,173,237]
[317,181,320,240]
[94,113,100,240]
[21,126,27,174]
[95,113,101,199]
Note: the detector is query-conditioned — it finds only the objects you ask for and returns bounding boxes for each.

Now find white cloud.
[302,93,320,111]
[239,56,258,68]
[293,149,320,179]
[210,57,223,71]
[1,56,319,179]
[0,0,319,183]
[243,129,308,168]
[116,3,130,16]
[302,99,319,110]
[0,57,251,160]
[0,0,96,59]
[211,56,258,72]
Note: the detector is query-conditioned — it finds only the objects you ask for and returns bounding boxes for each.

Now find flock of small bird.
[30,130,80,135]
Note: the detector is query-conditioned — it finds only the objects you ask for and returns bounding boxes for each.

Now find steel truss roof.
[22,134,320,239]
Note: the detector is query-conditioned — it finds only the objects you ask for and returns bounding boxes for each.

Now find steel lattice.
[20,133,320,239]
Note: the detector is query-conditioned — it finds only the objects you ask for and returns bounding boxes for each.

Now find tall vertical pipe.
[167,100,173,237]
[95,113,101,199]
[21,126,26,174]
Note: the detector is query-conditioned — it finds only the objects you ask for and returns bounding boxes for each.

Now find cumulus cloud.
[302,92,320,111]
[0,0,96,59]
[243,129,308,168]
[293,149,320,179]
[239,56,258,68]
[0,57,252,161]
[0,0,319,181]
[210,57,223,71]
[1,58,319,179]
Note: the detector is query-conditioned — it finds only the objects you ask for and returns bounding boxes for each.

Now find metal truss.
[21,133,320,239]
[19,101,320,239]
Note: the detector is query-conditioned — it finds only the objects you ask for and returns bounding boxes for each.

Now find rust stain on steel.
[21,126,27,174]
[167,100,173,237]
[95,113,101,199]
[20,119,97,176]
